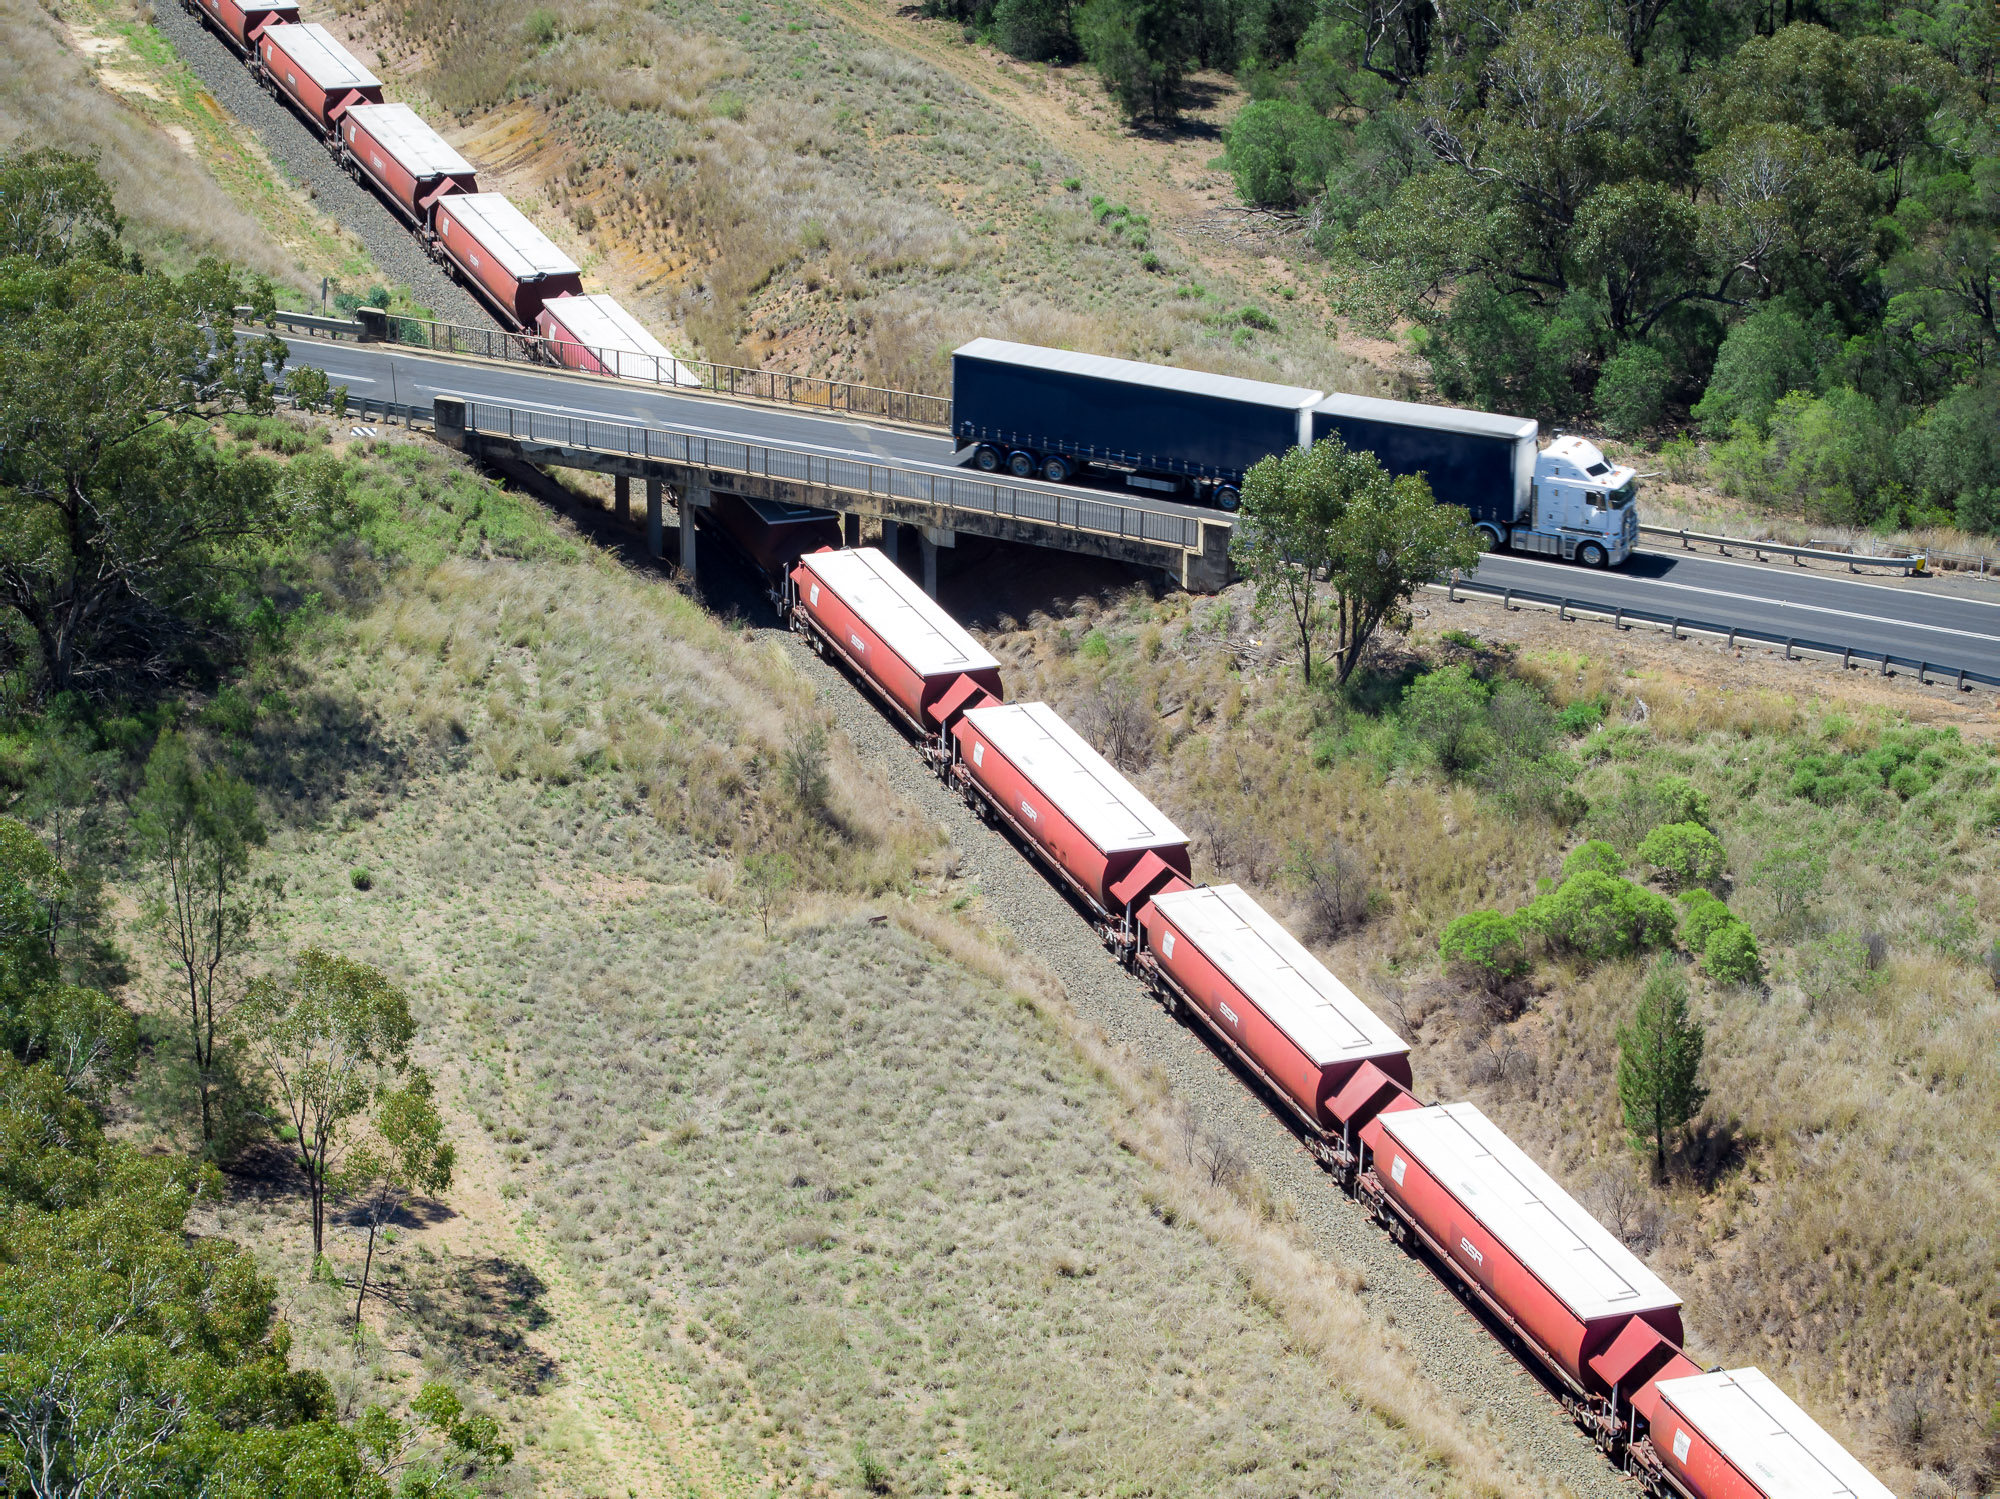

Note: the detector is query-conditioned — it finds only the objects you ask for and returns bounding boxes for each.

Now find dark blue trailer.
[952,338,1320,508]
[1309,394,1538,529]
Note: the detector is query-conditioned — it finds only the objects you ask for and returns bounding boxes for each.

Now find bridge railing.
[460,400,1209,552]
[247,307,953,429]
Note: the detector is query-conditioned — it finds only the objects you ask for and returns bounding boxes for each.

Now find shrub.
[1650,774,1712,829]
[1596,343,1672,438]
[1557,697,1606,736]
[1224,99,1343,209]
[1521,871,1676,961]
[1439,911,1530,991]
[1691,301,1830,437]
[350,866,373,891]
[1400,665,1491,777]
[1638,821,1727,890]
[1563,840,1624,879]
[994,0,1078,60]
[1677,889,1736,952]
[1704,921,1763,984]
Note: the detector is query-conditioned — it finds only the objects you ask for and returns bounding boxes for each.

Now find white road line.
[1633,544,2000,610]
[1485,559,2000,644]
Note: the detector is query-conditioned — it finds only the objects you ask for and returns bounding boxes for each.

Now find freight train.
[180,0,653,341]
[783,542,1894,1499]
[952,338,1640,565]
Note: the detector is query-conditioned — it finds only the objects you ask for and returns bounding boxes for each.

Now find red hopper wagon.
[187,0,297,53]
[1139,883,1411,1144]
[790,548,1003,735]
[432,193,583,330]
[1363,1101,1683,1395]
[951,701,1189,920]
[1643,1369,1895,1499]
[338,103,477,226]
[536,293,701,386]
[704,493,841,588]
[256,24,382,133]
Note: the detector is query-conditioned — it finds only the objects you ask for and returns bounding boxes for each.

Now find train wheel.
[1006,449,1037,480]
[972,444,1001,472]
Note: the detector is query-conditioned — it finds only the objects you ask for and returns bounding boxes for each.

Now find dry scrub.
[334,0,1382,396]
[139,427,1517,1498]
[984,581,2000,1494]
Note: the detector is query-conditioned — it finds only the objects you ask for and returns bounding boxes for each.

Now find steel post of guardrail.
[1672,618,1680,639]
[1785,639,1795,660]
[1958,668,1968,692]
[1503,588,1514,610]
[1920,663,1930,685]
[1728,627,1737,650]
[1614,606,1623,629]
[1843,646,1851,669]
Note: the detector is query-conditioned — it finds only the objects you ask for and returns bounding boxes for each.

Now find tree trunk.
[354,1214,379,1332]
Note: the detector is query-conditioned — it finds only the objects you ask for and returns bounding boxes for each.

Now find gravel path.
[148,0,489,326]
[777,625,1630,1499]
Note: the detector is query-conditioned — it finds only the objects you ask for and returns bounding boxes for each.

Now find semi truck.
[950,339,1640,567]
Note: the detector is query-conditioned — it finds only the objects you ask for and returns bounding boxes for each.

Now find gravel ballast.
[148,0,489,326]
[779,625,1630,1499]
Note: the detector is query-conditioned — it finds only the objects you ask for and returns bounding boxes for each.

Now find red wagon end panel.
[341,103,477,224]
[432,193,583,329]
[1140,884,1409,1129]
[951,702,1188,913]
[1651,1370,1895,1499]
[793,549,1003,732]
[1372,1103,1683,1392]
[535,293,701,385]
[201,0,297,49]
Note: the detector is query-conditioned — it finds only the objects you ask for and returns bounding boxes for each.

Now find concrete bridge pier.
[646,479,664,560]
[919,526,954,599]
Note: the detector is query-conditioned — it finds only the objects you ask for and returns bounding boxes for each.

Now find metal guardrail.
[1637,524,1925,573]
[1439,573,1996,690]
[249,307,952,427]
[459,399,1210,552]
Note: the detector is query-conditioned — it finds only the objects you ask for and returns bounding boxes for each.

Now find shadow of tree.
[400,1253,559,1395]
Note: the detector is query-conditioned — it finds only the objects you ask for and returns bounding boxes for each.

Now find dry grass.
[335,0,1383,395]
[121,427,1518,1499]
[984,580,2000,1495]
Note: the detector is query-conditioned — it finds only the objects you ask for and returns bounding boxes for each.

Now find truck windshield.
[1608,480,1637,510]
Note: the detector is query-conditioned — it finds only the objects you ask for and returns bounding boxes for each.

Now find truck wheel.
[1476,523,1505,551]
[1579,541,1608,568]
[1006,449,1037,479]
[1214,485,1241,511]
[1040,454,1071,483]
[972,444,1001,472]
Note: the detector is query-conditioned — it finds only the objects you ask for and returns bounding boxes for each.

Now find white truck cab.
[1513,436,1639,567]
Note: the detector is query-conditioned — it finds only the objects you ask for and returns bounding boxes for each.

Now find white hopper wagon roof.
[540,293,699,385]
[962,701,1185,856]
[1378,1103,1681,1322]
[342,102,473,178]
[795,548,998,680]
[261,23,379,90]
[1654,1370,1895,1499]
[437,194,579,281]
[955,338,1322,413]
[1148,884,1407,1068]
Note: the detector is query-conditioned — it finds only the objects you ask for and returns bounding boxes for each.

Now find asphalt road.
[280,335,2000,680]
[1470,550,2000,680]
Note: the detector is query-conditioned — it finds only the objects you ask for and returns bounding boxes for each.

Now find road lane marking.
[1631,545,2000,611]
[1482,559,2000,645]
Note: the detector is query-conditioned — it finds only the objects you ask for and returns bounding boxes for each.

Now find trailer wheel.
[1476,522,1505,551]
[972,444,1001,472]
[1214,485,1241,511]
[1039,454,1071,484]
[1579,541,1608,568]
[1006,449,1037,480]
